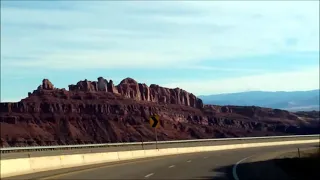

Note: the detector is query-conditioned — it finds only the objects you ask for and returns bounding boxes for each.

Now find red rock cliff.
[0,77,319,147]
[66,77,203,108]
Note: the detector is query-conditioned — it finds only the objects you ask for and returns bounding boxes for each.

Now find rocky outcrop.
[37,79,55,91]
[0,77,319,147]
[66,77,203,108]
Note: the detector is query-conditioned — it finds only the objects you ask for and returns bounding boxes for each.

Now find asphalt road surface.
[5,143,318,180]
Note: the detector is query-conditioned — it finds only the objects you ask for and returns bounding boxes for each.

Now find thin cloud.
[178,66,266,73]
[163,67,320,96]
[1,1,319,101]
[1,1,319,69]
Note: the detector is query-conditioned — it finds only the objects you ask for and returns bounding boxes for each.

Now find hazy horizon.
[199,89,320,96]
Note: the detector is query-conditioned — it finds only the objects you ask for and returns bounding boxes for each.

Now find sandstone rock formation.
[37,79,55,90]
[66,77,203,108]
[0,77,319,147]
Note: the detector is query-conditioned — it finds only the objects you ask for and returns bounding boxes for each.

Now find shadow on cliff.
[193,151,320,180]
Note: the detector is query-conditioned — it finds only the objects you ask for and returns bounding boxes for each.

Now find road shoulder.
[274,148,320,180]
[234,151,290,180]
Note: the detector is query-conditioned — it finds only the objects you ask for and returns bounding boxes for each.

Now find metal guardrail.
[1,134,319,153]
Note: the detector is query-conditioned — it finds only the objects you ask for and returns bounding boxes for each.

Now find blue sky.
[1,1,319,102]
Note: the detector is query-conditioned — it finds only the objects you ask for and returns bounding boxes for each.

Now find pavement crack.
[145,173,154,178]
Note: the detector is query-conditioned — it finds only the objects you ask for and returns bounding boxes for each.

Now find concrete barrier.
[117,151,133,161]
[1,139,318,178]
[166,148,179,155]
[159,148,169,155]
[60,154,84,167]
[29,156,61,171]
[76,152,119,166]
[0,158,31,177]
[82,153,106,164]
[144,149,160,157]
[131,150,145,158]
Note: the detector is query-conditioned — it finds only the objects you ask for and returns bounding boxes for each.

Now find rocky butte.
[0,77,319,147]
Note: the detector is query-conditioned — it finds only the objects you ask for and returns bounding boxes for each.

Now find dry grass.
[275,148,320,180]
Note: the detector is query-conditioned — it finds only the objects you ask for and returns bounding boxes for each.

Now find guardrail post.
[141,136,144,150]
[155,128,158,150]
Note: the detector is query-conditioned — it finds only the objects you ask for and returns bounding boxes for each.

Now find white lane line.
[168,165,175,168]
[232,155,254,180]
[187,160,192,163]
[145,173,154,178]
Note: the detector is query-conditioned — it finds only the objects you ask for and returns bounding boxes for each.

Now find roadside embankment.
[274,148,320,180]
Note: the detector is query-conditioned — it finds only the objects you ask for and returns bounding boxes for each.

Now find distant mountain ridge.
[199,90,320,112]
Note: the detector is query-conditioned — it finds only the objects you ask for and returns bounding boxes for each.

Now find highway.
[1,135,317,160]
[4,143,318,180]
